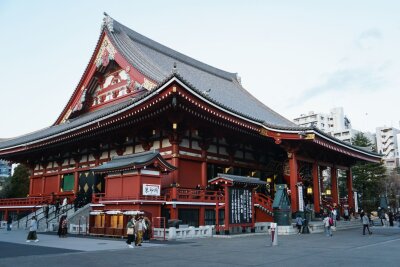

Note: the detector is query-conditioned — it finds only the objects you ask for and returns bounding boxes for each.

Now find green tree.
[351,133,386,212]
[5,164,30,198]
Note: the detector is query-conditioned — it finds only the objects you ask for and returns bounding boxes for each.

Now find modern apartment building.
[376,126,400,170]
[293,107,358,143]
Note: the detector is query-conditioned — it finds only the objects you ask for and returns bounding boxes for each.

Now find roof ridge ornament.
[103,12,114,32]
[172,62,178,74]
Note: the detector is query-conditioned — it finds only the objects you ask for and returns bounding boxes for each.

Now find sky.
[0,0,399,138]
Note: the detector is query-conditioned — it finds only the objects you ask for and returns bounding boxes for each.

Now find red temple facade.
[0,14,381,235]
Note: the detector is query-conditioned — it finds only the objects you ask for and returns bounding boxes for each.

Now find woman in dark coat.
[58,215,68,237]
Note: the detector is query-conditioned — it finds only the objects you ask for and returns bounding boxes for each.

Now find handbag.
[127,227,134,235]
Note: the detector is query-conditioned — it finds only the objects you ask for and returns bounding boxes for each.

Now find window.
[61,173,74,192]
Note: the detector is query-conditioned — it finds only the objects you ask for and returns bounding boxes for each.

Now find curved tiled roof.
[91,150,176,173]
[0,15,381,161]
[107,17,296,128]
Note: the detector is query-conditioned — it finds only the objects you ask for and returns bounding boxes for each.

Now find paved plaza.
[1,226,400,267]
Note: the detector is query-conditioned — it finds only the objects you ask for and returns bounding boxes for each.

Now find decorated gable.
[58,33,157,124]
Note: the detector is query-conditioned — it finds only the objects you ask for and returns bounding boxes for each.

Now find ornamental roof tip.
[102,12,114,32]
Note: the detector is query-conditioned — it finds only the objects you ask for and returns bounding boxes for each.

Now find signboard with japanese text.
[354,191,358,212]
[142,184,161,196]
[229,188,252,224]
[298,186,304,212]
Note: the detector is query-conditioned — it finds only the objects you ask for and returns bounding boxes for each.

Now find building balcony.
[92,193,166,204]
[163,187,224,203]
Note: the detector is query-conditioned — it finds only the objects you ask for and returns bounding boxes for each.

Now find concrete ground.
[1,225,400,267]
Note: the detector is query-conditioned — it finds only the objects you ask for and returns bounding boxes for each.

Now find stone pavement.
[1,226,400,267]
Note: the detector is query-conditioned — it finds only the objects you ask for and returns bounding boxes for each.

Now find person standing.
[135,217,144,246]
[295,214,303,234]
[323,214,332,237]
[126,217,136,248]
[62,197,68,213]
[55,198,60,215]
[7,216,12,231]
[26,216,39,242]
[344,208,349,221]
[43,203,49,219]
[58,215,68,237]
[362,212,372,235]
[388,211,394,227]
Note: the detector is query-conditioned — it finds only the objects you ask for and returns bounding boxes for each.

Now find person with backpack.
[323,214,333,237]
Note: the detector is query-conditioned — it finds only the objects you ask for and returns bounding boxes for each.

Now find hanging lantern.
[326,189,331,195]
[307,186,313,194]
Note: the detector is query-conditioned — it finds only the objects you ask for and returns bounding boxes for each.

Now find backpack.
[329,217,334,226]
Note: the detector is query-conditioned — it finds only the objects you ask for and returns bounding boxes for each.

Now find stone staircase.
[41,204,90,233]
[308,219,362,233]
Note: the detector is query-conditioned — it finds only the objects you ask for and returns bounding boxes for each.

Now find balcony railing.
[254,192,273,212]
[92,193,166,203]
[163,187,224,203]
[0,196,52,207]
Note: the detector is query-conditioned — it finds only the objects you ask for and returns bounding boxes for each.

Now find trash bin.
[272,184,291,226]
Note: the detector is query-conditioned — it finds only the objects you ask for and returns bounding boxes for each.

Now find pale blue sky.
[1,0,399,138]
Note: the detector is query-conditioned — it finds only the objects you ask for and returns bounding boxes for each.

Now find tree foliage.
[0,164,30,198]
[351,132,386,212]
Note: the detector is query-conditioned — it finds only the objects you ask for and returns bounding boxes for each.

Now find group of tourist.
[126,215,151,248]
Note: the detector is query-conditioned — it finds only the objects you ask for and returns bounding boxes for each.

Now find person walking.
[26,216,39,242]
[323,214,332,237]
[7,216,12,231]
[126,217,136,248]
[295,214,303,234]
[362,212,372,235]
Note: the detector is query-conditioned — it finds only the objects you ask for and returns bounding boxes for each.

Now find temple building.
[0,14,381,235]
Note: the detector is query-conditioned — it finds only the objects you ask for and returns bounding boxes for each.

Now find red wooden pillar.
[74,172,79,196]
[171,142,180,185]
[224,184,230,234]
[199,206,205,226]
[319,167,324,197]
[29,175,33,196]
[170,186,178,220]
[346,169,354,211]
[288,152,298,212]
[215,197,220,234]
[41,176,45,196]
[331,167,338,205]
[312,162,320,213]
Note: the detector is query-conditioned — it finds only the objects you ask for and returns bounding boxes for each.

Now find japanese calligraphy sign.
[229,188,252,224]
[142,184,161,196]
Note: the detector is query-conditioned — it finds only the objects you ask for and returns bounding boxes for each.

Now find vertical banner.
[298,186,304,212]
[229,188,252,224]
[354,191,358,212]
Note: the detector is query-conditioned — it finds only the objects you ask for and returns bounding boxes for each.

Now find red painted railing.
[163,187,224,203]
[0,196,52,207]
[92,193,165,203]
[254,192,273,213]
